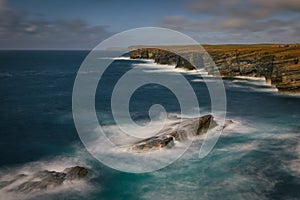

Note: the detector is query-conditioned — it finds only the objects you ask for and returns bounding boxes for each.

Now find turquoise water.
[0,51,300,200]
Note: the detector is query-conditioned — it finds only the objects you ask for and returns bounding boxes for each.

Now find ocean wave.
[233,76,266,81]
[77,70,102,75]
[289,145,300,175]
[132,60,176,69]
[78,114,229,173]
[281,135,300,176]
[132,60,210,77]
[190,78,218,83]
[275,92,300,98]
[232,79,267,86]
[221,118,257,135]
[0,72,13,78]
[144,137,272,200]
[226,78,278,93]
[217,142,259,153]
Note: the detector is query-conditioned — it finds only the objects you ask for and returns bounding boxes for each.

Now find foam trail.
[98,56,152,61]
[132,60,209,76]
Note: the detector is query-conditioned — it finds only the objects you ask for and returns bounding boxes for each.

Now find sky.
[0,0,299,49]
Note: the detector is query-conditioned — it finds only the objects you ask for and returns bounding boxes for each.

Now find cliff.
[129,44,300,93]
[130,47,197,70]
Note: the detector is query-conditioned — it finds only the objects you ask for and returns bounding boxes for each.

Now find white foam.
[0,179,94,200]
[275,92,300,98]
[97,56,128,60]
[78,70,101,75]
[252,87,278,93]
[227,78,278,93]
[232,79,266,86]
[217,142,259,153]
[221,118,257,135]
[284,136,300,175]
[95,116,186,146]
[132,60,176,70]
[191,78,218,83]
[144,145,272,200]
[79,113,231,173]
[131,59,209,76]
[98,56,152,61]
[234,76,266,81]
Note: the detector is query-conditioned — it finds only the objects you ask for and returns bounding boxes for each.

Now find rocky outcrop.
[130,48,198,70]
[0,166,88,193]
[129,45,300,93]
[128,115,218,152]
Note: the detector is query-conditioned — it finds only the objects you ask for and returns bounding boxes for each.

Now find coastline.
[129,44,300,93]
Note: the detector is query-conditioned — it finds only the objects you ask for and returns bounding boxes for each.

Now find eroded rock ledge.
[128,114,223,152]
[129,45,300,93]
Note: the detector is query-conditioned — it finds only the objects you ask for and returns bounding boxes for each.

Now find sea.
[0,50,300,200]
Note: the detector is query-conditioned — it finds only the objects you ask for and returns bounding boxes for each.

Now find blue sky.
[1,0,299,49]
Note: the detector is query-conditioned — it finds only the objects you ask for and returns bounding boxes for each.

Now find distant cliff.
[130,48,197,70]
[129,44,300,93]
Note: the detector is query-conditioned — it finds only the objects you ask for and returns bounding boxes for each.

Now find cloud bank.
[161,0,300,44]
[0,1,111,49]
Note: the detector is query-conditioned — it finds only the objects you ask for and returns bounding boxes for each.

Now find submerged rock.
[1,166,88,193]
[129,114,218,152]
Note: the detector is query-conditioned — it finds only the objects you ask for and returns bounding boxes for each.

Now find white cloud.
[0,4,112,49]
[161,14,300,44]
[187,0,300,18]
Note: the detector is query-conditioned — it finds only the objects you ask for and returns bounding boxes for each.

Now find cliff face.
[129,45,300,93]
[204,45,300,92]
[275,64,300,92]
[130,48,198,70]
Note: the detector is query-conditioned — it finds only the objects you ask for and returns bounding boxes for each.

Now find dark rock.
[129,135,175,152]
[196,114,218,135]
[3,166,88,193]
[130,48,196,70]
[128,114,217,152]
[0,174,27,190]
[64,166,89,180]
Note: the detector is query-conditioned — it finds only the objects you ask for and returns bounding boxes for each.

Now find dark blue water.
[1,51,300,200]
